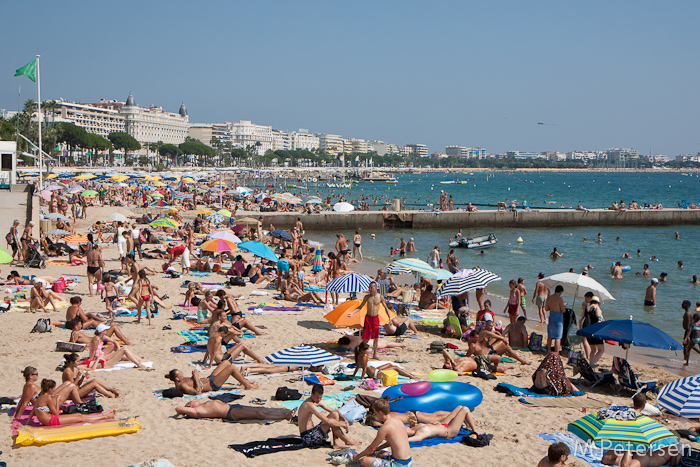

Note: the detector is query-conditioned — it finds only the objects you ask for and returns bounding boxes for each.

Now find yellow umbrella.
[213,181,226,185]
[323,299,396,329]
[154,182,166,187]
[74,174,95,180]
[236,217,259,224]
[46,174,58,180]
[163,207,179,214]
[196,209,213,215]
[145,175,161,181]
[182,177,195,183]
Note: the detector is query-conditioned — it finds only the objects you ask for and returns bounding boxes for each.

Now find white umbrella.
[44,213,70,221]
[333,202,354,213]
[108,213,128,223]
[542,272,615,308]
[208,229,241,244]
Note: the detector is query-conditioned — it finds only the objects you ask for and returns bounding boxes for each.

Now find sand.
[1,203,698,467]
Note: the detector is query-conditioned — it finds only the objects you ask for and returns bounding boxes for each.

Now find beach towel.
[295,302,324,308]
[170,343,237,353]
[495,383,584,398]
[519,397,609,409]
[188,272,212,277]
[115,308,160,318]
[277,392,355,411]
[304,285,325,292]
[409,427,473,448]
[91,361,153,372]
[247,305,303,312]
[152,383,241,401]
[229,436,331,458]
[538,432,606,467]
[177,329,255,343]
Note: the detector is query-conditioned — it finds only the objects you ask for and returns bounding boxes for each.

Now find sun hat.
[483,314,494,322]
[590,296,600,303]
[96,323,109,333]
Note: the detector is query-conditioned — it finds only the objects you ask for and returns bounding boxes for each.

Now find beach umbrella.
[206,213,225,224]
[333,202,354,212]
[46,184,64,191]
[270,229,292,242]
[237,241,279,263]
[196,209,213,216]
[74,174,95,180]
[40,190,52,201]
[391,258,439,277]
[542,273,615,306]
[44,213,70,221]
[148,200,170,208]
[386,263,412,274]
[235,186,251,195]
[149,193,164,198]
[181,177,195,183]
[305,199,322,205]
[200,238,237,253]
[46,174,58,180]
[45,229,71,236]
[265,345,341,368]
[323,299,396,329]
[237,217,259,225]
[64,234,88,243]
[270,193,288,203]
[81,190,98,197]
[312,247,323,272]
[208,230,241,244]
[436,268,502,298]
[217,209,232,217]
[577,318,682,360]
[657,375,700,419]
[163,207,179,214]
[108,213,128,223]
[150,218,179,229]
[568,412,677,451]
[0,248,13,264]
[325,273,374,294]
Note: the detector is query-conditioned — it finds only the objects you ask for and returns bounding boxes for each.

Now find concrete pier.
[248,208,700,230]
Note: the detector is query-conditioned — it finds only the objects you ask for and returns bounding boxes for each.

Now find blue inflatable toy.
[611,262,631,272]
[382,381,483,413]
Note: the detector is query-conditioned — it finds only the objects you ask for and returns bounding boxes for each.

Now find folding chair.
[570,352,614,388]
[611,356,659,396]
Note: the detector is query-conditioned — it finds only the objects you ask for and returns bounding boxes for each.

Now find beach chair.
[611,356,659,396]
[570,352,614,388]
[377,283,389,298]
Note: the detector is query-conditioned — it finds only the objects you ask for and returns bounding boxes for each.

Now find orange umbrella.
[200,238,237,253]
[323,299,396,329]
[63,234,88,243]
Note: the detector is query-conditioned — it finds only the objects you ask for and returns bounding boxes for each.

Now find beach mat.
[229,435,331,458]
[177,329,254,343]
[519,397,609,409]
[91,361,153,372]
[410,427,473,448]
[495,383,584,398]
[277,392,355,411]
[152,384,242,401]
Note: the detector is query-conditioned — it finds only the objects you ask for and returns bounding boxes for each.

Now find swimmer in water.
[550,248,562,260]
[583,237,587,242]
[476,250,485,256]
[678,260,683,269]
[650,256,657,261]
[622,252,631,259]
[637,249,641,256]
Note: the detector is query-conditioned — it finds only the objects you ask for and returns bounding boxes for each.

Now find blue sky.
[2,1,699,156]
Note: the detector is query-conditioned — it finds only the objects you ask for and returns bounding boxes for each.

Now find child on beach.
[101,275,120,319]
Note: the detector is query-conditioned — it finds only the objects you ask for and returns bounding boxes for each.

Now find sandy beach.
[1,201,698,467]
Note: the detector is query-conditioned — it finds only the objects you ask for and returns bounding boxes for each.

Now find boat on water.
[362,171,397,183]
[449,233,498,249]
[386,180,398,184]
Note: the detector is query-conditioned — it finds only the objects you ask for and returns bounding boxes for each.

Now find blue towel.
[496,383,583,398]
[538,433,606,467]
[295,302,325,308]
[277,392,355,411]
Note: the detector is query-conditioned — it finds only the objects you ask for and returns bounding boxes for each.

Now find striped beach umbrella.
[265,345,341,368]
[150,218,179,229]
[386,263,412,274]
[436,268,502,298]
[312,247,323,272]
[392,258,438,277]
[206,213,225,224]
[325,273,374,294]
[148,200,170,208]
[657,375,700,419]
[568,412,677,451]
[64,234,88,243]
[200,238,237,253]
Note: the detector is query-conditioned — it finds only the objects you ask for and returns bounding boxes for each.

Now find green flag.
[14,59,36,82]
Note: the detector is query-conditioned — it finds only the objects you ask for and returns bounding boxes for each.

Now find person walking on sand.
[86,245,104,297]
[545,285,566,355]
[348,282,386,360]
[532,272,550,324]
[644,278,658,307]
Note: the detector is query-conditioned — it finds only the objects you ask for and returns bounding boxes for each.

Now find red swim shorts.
[362,315,380,340]
[507,303,519,316]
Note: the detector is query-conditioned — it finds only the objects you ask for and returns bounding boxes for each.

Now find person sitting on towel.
[298,384,360,449]
[531,353,575,396]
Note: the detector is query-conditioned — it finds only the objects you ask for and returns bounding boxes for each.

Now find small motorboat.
[449,233,498,249]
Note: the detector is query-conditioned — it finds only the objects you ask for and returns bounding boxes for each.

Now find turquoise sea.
[300,172,700,343]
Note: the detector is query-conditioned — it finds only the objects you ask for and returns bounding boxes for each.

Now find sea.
[291,171,700,344]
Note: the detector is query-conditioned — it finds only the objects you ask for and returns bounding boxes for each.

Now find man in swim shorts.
[354,399,412,466]
[383,316,418,337]
[349,282,387,359]
[644,278,657,306]
[298,384,358,448]
[175,399,293,422]
[532,272,550,324]
[545,285,566,354]
[517,278,527,319]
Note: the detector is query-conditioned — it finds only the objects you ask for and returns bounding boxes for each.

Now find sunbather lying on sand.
[165,361,258,392]
[353,342,416,380]
[175,399,293,421]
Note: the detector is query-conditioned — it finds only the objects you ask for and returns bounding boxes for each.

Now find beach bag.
[30,318,52,333]
[5,231,12,245]
[275,386,302,401]
[52,278,66,293]
[359,379,380,390]
[462,432,493,448]
[528,333,543,352]
[429,340,446,353]
[64,400,103,414]
[229,276,245,287]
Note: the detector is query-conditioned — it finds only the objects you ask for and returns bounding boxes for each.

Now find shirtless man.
[452,332,515,374]
[86,246,104,297]
[348,282,386,359]
[174,398,293,422]
[644,279,658,307]
[165,362,258,392]
[337,334,406,351]
[66,317,131,346]
[532,272,550,323]
[353,399,412,466]
[202,321,264,368]
[601,446,681,467]
[504,316,529,349]
[30,281,59,313]
[517,278,527,319]
[298,384,359,449]
[66,296,105,328]
[335,233,349,263]
[612,262,624,279]
[479,316,530,364]
[545,285,566,354]
[383,316,419,337]
[537,442,570,467]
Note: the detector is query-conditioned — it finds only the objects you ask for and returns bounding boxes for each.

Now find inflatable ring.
[382,381,483,413]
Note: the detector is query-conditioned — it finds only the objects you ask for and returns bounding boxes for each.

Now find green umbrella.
[81,190,98,196]
[150,193,164,198]
[217,209,232,217]
[569,412,677,451]
[0,248,13,264]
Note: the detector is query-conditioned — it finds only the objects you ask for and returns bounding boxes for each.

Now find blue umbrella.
[325,273,374,293]
[577,319,682,359]
[237,241,279,263]
[270,229,292,242]
[657,375,700,419]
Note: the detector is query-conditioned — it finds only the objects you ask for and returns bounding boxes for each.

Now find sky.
[1,1,699,156]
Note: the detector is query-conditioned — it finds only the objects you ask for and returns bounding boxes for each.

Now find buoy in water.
[517,237,523,243]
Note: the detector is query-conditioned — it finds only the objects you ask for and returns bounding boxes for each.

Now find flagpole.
[36,54,42,191]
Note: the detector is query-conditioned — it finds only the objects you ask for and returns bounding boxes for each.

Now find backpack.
[31,318,52,333]
[528,333,543,352]
[229,276,245,287]
[5,232,12,245]
[275,386,302,401]
[52,278,66,293]
[429,340,446,353]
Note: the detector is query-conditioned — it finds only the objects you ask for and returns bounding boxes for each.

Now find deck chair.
[445,311,463,339]
[377,283,389,298]
[569,351,614,388]
[611,356,659,396]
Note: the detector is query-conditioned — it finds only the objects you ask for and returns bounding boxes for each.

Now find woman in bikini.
[13,367,82,421]
[135,269,153,325]
[247,264,270,284]
[352,342,416,380]
[184,282,203,307]
[165,361,258,393]
[683,313,700,366]
[404,406,480,442]
[213,290,267,335]
[26,379,115,427]
[62,353,121,398]
[86,324,152,370]
[101,275,120,319]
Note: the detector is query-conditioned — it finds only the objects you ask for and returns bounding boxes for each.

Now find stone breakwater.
[249,208,700,230]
